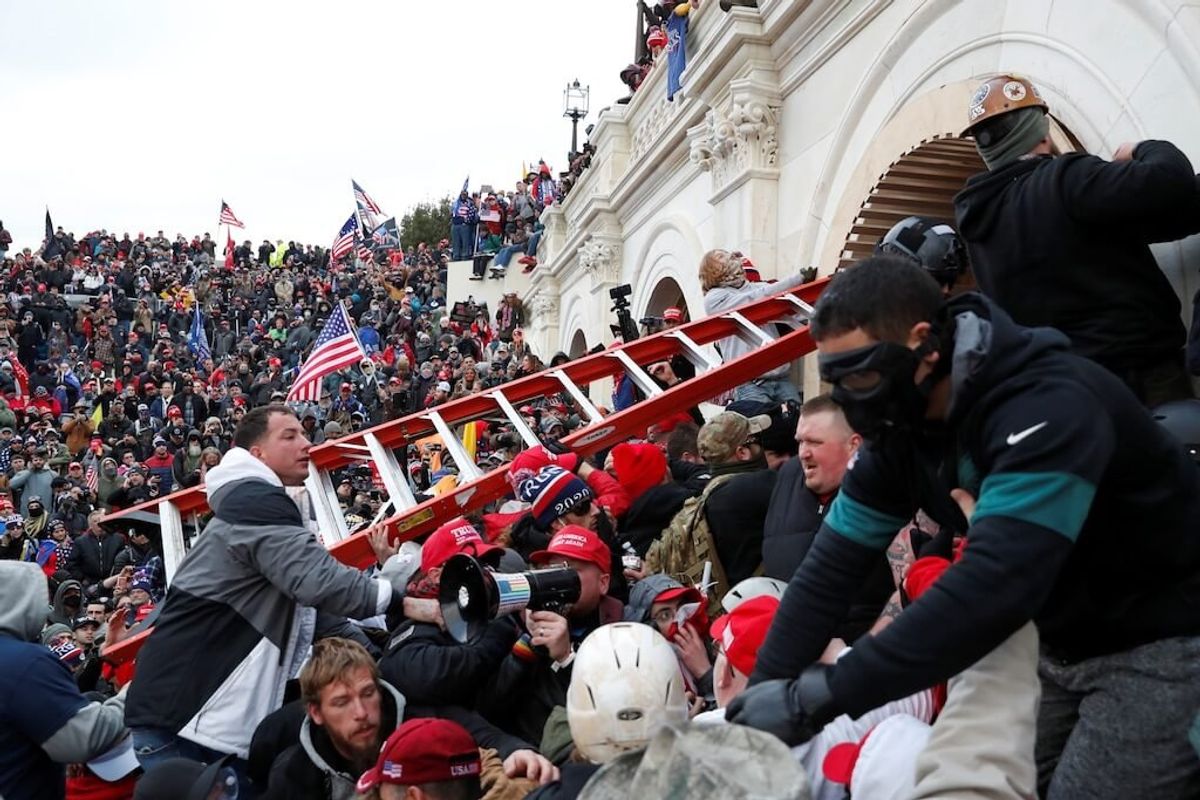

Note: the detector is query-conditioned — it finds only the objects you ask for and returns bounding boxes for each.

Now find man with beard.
[259,638,552,799]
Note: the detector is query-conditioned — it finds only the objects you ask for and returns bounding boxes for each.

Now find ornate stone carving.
[577,236,623,286]
[530,289,559,327]
[688,93,779,189]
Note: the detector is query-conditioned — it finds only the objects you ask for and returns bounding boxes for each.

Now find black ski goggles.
[817,342,919,399]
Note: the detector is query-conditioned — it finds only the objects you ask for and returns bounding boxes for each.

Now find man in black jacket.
[378,518,517,708]
[67,511,124,597]
[955,74,1200,405]
[729,257,1200,799]
[761,395,893,643]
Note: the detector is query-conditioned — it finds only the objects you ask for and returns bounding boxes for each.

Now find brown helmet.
[961,74,1048,137]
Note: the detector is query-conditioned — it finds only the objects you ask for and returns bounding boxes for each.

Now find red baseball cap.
[420,517,502,573]
[356,718,480,792]
[663,306,683,322]
[530,525,611,572]
[709,595,779,677]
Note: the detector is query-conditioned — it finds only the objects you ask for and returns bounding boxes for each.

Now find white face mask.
[188,444,201,456]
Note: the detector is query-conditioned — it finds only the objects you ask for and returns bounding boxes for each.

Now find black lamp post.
[562,78,590,160]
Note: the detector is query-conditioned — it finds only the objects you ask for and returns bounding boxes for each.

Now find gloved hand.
[725,664,838,747]
[909,524,955,560]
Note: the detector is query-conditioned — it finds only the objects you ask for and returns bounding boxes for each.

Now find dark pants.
[132,726,258,798]
[1035,636,1200,799]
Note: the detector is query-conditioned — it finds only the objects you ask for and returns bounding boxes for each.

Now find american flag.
[218,200,245,228]
[352,180,383,215]
[286,303,365,402]
[330,214,358,263]
[356,234,373,263]
[85,461,99,494]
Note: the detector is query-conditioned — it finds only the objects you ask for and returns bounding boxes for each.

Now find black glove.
[725,664,838,746]
[909,524,955,560]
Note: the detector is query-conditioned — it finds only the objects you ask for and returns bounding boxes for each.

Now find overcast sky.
[1,1,631,250]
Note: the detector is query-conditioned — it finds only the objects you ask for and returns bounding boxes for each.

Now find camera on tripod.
[609,283,640,343]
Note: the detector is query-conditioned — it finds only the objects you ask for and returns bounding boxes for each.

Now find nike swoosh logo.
[1006,422,1048,446]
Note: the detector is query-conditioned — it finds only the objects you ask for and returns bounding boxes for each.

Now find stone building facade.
[523,0,1200,393]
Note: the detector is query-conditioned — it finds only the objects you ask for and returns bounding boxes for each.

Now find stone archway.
[836,120,1084,273]
[568,329,589,359]
[642,276,690,322]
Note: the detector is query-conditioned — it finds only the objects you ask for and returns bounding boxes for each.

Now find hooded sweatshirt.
[125,447,398,758]
[0,562,127,800]
[754,294,1200,716]
[954,142,1200,374]
[48,579,85,627]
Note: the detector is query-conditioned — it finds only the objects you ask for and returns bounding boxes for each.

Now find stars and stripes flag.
[85,461,99,493]
[218,200,245,228]
[352,180,383,215]
[330,214,358,263]
[355,232,373,263]
[286,303,365,402]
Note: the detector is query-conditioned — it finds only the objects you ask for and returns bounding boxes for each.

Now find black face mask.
[818,340,937,442]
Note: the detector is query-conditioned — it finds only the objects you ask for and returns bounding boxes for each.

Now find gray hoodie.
[0,562,127,793]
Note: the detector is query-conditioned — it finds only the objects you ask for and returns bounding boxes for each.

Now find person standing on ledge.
[955,73,1200,405]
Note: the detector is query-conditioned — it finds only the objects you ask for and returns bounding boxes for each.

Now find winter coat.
[755,293,1200,720]
[66,532,124,590]
[0,563,127,800]
[479,597,625,746]
[954,142,1200,374]
[762,458,895,642]
[379,617,520,708]
[618,482,693,557]
[703,273,807,377]
[124,448,396,758]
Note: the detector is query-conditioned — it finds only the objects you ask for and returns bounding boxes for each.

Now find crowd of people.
[4,71,1200,800]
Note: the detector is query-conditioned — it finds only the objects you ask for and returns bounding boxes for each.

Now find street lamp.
[562,78,590,160]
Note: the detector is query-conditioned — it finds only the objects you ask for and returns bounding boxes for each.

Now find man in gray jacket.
[0,562,128,800]
[124,405,417,782]
[10,447,56,516]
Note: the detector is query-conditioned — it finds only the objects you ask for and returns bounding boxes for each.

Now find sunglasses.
[564,498,593,518]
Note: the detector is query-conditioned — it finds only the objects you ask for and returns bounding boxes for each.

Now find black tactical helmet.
[1151,399,1200,463]
[875,216,969,289]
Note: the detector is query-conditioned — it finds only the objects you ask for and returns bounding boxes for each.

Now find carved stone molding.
[688,81,780,191]
[629,95,681,164]
[576,234,624,291]
[530,289,559,328]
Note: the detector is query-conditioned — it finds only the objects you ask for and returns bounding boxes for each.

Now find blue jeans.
[494,243,527,268]
[451,224,473,260]
[526,230,543,257]
[734,375,801,405]
[131,727,258,797]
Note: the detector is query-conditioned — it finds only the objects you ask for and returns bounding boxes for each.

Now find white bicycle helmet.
[567,623,688,763]
[721,576,788,612]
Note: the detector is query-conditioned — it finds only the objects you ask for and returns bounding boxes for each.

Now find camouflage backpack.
[643,474,736,615]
